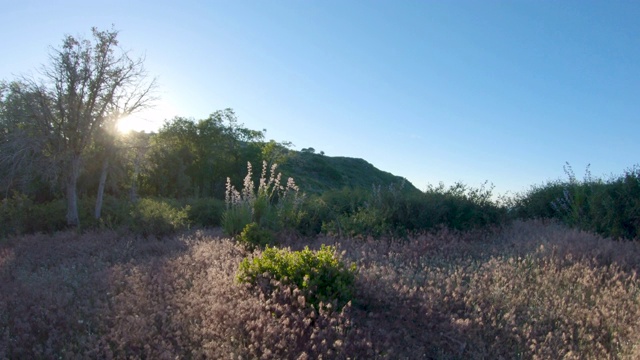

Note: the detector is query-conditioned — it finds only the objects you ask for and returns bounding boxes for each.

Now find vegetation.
[0,27,155,227]
[512,163,640,240]
[278,151,419,195]
[221,161,303,237]
[237,244,357,309]
[3,26,640,359]
[237,222,275,250]
[1,221,639,359]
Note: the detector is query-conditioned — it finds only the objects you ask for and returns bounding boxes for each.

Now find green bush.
[0,192,34,237]
[319,181,506,238]
[77,196,134,230]
[513,164,640,240]
[185,197,225,227]
[129,198,191,237]
[0,193,134,237]
[323,208,392,238]
[419,181,506,231]
[237,222,275,249]
[237,244,357,309]
[321,187,369,217]
[0,194,69,237]
[29,200,68,234]
[510,181,566,220]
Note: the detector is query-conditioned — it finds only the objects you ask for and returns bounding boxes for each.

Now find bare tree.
[0,27,156,227]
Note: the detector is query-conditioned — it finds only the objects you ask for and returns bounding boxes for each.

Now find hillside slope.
[278,151,420,194]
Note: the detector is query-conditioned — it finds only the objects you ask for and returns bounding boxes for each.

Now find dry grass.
[1,220,639,359]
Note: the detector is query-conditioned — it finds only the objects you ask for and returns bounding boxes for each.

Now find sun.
[116,102,175,133]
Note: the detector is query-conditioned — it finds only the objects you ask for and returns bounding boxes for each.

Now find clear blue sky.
[2,0,639,196]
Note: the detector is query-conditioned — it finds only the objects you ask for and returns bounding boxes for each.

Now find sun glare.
[117,102,175,133]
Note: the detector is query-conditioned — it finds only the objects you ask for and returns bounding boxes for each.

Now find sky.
[2,0,639,196]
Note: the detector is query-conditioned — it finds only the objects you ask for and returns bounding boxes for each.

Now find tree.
[143,110,264,199]
[261,139,293,168]
[0,27,155,226]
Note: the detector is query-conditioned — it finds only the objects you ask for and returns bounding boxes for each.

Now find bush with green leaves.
[185,197,225,227]
[557,166,640,240]
[0,193,69,237]
[237,244,357,309]
[513,163,640,240]
[222,161,303,236]
[1,192,34,237]
[237,222,275,249]
[320,181,506,238]
[417,181,506,231]
[129,198,191,237]
[290,195,331,236]
[509,181,567,220]
[320,184,404,238]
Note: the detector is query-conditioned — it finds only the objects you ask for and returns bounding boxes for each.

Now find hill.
[277,151,420,195]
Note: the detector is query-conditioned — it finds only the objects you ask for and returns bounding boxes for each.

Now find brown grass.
[1,220,639,359]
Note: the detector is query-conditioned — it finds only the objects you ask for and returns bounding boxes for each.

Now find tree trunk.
[95,156,109,219]
[129,152,140,202]
[66,156,81,227]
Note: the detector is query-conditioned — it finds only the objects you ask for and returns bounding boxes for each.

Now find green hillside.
[277,151,420,194]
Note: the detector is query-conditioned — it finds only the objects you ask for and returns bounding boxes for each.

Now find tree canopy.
[0,27,156,226]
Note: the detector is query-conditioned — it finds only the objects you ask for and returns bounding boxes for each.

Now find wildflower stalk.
[222,161,303,236]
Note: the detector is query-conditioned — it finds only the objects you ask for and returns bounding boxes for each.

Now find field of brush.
[1,220,639,359]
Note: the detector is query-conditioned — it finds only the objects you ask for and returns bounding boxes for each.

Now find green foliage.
[141,110,265,199]
[78,196,133,230]
[0,195,200,239]
[0,192,34,237]
[237,222,275,250]
[0,194,68,237]
[416,181,506,231]
[185,197,225,227]
[222,161,303,236]
[509,181,566,220]
[221,204,252,237]
[318,181,506,238]
[129,198,191,237]
[278,152,420,195]
[513,163,640,240]
[237,245,357,309]
[292,196,332,236]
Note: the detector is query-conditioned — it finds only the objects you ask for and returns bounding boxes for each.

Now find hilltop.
[277,150,420,195]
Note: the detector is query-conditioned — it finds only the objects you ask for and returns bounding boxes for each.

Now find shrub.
[222,161,303,236]
[291,196,331,236]
[78,196,134,231]
[1,192,32,237]
[237,244,357,309]
[129,198,191,237]
[321,181,506,238]
[321,184,406,238]
[510,180,566,220]
[0,194,68,236]
[237,222,275,250]
[514,163,640,240]
[185,197,225,227]
[29,199,68,233]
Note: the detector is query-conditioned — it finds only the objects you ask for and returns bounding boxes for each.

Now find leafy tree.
[0,27,155,226]
[261,139,293,168]
[143,109,264,198]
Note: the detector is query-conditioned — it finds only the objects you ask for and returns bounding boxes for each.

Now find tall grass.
[221,161,304,236]
[2,220,639,358]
